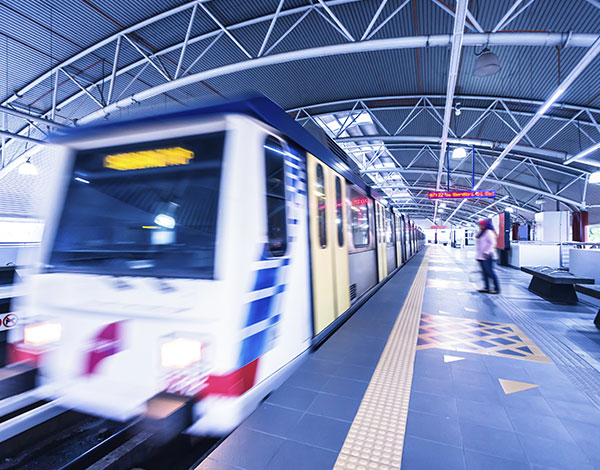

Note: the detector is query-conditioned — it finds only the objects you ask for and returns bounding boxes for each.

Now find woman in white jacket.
[475,219,500,294]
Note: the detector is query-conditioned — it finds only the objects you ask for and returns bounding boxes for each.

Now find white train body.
[7,100,423,435]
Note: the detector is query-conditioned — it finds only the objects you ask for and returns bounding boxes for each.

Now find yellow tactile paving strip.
[334,253,430,470]
[417,312,551,363]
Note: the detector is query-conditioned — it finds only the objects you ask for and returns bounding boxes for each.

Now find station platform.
[199,246,600,470]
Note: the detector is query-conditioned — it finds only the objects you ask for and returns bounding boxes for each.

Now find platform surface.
[199,246,600,470]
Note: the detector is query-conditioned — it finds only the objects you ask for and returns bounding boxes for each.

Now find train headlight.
[24,321,62,347]
[161,337,203,369]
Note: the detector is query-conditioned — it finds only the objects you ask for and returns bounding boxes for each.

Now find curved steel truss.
[2,0,600,224]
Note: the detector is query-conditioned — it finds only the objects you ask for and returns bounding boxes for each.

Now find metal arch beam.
[390,203,493,224]
[414,145,580,178]
[288,94,600,120]
[45,32,599,126]
[291,95,600,152]
[369,168,586,208]
[2,0,362,111]
[394,194,531,215]
[337,135,577,171]
[394,208,473,224]
[386,185,537,215]
[0,106,67,129]
[0,129,48,146]
[346,140,584,180]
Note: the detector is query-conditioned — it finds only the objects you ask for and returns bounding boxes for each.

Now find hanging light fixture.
[451,147,467,159]
[535,197,545,205]
[454,102,462,116]
[473,48,501,77]
[18,158,38,176]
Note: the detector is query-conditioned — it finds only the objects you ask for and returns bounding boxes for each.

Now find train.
[6,97,424,435]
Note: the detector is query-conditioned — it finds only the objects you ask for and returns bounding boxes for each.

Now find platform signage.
[428,190,495,199]
[430,226,447,229]
[0,313,18,331]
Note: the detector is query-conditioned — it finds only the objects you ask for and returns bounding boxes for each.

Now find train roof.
[52,95,372,193]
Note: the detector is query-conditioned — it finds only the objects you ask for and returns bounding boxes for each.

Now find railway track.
[0,390,218,470]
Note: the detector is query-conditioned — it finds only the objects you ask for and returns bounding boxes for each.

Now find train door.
[406,217,412,258]
[400,215,407,263]
[375,201,387,281]
[307,154,350,335]
[395,212,402,266]
[385,208,397,272]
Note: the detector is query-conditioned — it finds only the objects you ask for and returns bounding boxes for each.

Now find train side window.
[335,177,344,247]
[385,209,394,245]
[315,163,327,248]
[349,188,369,248]
[264,136,287,257]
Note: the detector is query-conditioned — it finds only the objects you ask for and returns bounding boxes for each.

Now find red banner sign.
[430,226,447,229]
[428,190,495,199]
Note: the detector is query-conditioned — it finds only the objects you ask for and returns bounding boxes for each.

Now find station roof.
[2,0,600,226]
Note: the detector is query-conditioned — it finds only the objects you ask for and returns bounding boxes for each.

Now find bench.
[574,284,600,329]
[520,266,594,305]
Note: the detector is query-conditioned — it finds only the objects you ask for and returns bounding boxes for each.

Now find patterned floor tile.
[417,312,551,363]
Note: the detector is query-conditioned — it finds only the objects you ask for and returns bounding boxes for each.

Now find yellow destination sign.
[104,147,194,170]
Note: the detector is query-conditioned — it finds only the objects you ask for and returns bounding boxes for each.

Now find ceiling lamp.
[589,170,600,184]
[454,102,461,116]
[18,158,38,176]
[505,207,514,213]
[452,147,467,159]
[473,48,501,78]
[535,197,545,205]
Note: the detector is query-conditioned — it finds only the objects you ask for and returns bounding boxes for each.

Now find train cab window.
[315,163,327,248]
[349,188,369,248]
[335,177,344,247]
[49,131,225,279]
[264,136,288,257]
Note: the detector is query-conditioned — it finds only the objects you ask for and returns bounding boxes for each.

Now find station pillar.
[573,211,589,242]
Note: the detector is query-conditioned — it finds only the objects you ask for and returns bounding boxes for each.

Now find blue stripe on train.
[239,329,269,366]
[254,267,278,291]
[245,295,274,327]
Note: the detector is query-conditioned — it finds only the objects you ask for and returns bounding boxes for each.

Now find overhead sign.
[0,312,18,331]
[428,190,495,199]
[430,226,447,229]
[104,147,194,171]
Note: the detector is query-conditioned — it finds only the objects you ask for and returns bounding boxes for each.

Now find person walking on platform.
[475,219,500,294]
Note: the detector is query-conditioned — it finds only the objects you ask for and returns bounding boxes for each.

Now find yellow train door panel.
[307,154,350,335]
[330,173,350,318]
[375,201,387,281]
[395,213,402,266]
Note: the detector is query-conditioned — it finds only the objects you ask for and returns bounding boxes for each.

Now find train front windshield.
[49,131,225,279]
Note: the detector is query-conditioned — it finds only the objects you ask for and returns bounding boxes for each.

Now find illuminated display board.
[428,190,495,199]
[431,226,447,229]
[104,147,194,171]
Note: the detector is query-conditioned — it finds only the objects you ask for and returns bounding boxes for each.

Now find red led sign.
[428,190,496,199]
[430,226,447,229]
[352,197,369,206]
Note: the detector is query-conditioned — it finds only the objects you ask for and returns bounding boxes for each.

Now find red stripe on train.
[196,359,259,399]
